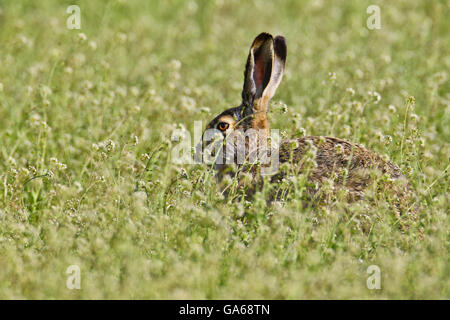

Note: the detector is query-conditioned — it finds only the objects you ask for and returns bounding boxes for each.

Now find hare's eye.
[217,122,230,131]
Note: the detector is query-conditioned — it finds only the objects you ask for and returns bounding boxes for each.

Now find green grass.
[0,0,448,299]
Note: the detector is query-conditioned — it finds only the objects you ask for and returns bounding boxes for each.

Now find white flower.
[130,87,140,97]
[410,113,420,122]
[355,69,364,79]
[296,127,306,136]
[346,87,355,96]
[132,105,141,113]
[170,59,182,70]
[40,85,52,98]
[77,33,87,42]
[384,135,393,145]
[200,106,210,114]
[104,139,116,152]
[381,54,391,63]
[117,33,127,43]
[88,41,97,50]
[368,91,381,104]
[57,162,67,170]
[388,104,396,113]
[180,95,196,111]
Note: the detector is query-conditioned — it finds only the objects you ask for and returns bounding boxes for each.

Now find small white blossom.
[88,41,97,50]
[77,33,87,42]
[388,104,396,113]
[346,87,355,96]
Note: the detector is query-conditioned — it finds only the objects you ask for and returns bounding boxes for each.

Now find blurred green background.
[0,0,448,299]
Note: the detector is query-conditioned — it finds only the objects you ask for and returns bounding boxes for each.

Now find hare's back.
[279,136,403,186]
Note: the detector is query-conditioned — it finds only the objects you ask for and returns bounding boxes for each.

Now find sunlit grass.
[0,0,448,299]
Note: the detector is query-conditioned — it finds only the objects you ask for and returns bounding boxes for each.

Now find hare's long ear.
[241,33,287,115]
[266,35,287,102]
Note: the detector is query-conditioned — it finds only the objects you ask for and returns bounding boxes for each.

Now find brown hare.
[198,32,412,213]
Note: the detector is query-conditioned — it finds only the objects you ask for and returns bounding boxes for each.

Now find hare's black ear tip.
[274,36,287,60]
[253,32,273,44]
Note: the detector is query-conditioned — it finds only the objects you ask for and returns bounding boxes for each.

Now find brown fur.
[200,33,415,215]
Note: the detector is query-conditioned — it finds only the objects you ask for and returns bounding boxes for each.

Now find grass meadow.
[0,0,448,299]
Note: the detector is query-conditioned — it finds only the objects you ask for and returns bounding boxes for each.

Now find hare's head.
[199,33,287,166]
